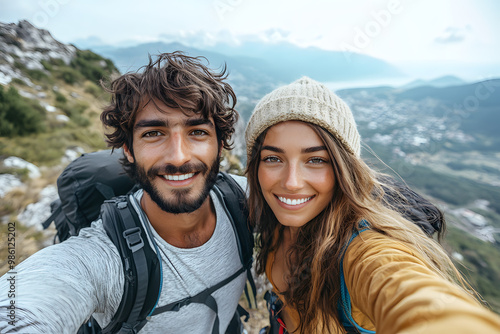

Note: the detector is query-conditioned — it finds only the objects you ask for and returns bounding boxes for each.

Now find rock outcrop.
[0,20,76,85]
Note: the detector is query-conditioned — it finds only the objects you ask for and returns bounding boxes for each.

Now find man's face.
[124,100,220,214]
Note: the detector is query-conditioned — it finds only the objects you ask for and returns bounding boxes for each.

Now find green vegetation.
[71,49,118,84]
[0,86,46,136]
[84,81,103,98]
[0,166,30,181]
[402,164,500,215]
[55,97,91,127]
[363,144,500,215]
[0,127,107,166]
[2,48,118,150]
[444,226,500,313]
[0,47,118,167]
[39,50,118,86]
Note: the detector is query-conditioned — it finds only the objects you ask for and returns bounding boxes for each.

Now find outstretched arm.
[344,231,500,334]
[0,222,123,334]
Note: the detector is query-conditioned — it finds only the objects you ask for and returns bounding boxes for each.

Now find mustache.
[147,162,208,177]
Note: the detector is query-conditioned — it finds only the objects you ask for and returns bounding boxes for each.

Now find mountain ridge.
[83,39,404,83]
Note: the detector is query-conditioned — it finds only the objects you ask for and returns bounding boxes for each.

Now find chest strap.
[152,265,247,334]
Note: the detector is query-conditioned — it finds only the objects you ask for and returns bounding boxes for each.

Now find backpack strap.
[97,172,253,334]
[152,265,247,334]
[100,195,162,334]
[338,221,376,334]
[213,172,256,308]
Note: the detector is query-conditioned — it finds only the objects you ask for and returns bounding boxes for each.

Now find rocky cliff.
[0,20,76,85]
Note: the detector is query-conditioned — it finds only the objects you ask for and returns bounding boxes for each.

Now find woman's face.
[258,121,335,229]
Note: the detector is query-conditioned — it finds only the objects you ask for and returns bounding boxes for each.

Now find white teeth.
[163,173,195,181]
[278,196,312,206]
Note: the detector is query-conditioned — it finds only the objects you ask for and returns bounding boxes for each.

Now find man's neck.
[140,191,216,248]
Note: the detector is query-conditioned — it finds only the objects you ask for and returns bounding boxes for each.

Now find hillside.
[0,20,119,166]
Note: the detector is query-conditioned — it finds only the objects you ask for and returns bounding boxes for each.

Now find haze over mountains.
[77,39,404,101]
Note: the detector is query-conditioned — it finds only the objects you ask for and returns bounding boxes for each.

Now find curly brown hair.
[100,51,238,176]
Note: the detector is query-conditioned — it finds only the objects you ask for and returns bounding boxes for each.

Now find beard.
[134,155,220,214]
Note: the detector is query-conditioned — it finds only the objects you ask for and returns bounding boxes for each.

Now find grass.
[0,127,107,166]
[443,225,500,313]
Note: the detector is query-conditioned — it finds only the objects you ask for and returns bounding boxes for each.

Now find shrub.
[26,69,49,82]
[58,67,83,84]
[84,81,102,97]
[55,91,67,103]
[0,86,46,137]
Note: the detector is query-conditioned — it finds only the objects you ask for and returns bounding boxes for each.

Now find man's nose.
[164,132,191,166]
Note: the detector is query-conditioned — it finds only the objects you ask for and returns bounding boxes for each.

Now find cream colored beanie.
[245,76,360,159]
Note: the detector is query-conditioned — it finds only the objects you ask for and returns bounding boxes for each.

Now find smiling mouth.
[277,196,314,206]
[162,172,196,181]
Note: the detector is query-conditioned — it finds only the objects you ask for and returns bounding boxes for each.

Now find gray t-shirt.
[0,175,248,333]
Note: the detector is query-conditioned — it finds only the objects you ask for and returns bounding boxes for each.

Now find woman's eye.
[262,156,281,163]
[143,131,162,137]
[308,157,328,164]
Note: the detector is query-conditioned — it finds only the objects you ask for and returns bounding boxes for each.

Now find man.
[0,52,251,333]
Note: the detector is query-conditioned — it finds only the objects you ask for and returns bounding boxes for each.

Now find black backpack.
[42,149,256,334]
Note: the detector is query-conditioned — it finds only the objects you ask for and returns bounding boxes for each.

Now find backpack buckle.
[123,227,144,253]
[172,297,191,311]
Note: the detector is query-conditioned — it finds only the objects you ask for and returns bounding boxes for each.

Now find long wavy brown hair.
[100,51,238,178]
[247,122,475,333]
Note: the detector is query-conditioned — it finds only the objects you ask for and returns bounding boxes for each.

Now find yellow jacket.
[267,230,500,333]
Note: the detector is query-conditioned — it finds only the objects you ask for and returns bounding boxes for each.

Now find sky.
[1,0,499,81]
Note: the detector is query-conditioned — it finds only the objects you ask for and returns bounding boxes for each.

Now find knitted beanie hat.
[245,76,361,158]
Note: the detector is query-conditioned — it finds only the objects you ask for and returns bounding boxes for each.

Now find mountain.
[0,20,118,87]
[395,79,500,139]
[87,40,403,87]
[337,78,500,141]
[201,40,404,82]
[401,75,466,89]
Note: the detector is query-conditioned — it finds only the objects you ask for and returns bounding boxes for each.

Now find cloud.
[158,30,241,48]
[434,27,468,44]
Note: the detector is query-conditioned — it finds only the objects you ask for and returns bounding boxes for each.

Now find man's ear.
[123,144,135,163]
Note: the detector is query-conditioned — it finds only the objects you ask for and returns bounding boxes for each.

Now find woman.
[245,77,500,333]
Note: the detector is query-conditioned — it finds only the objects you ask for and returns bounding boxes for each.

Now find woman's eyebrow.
[302,146,327,153]
[261,145,327,154]
[261,145,284,153]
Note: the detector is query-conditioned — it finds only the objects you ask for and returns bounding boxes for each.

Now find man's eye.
[191,129,208,136]
[143,131,162,137]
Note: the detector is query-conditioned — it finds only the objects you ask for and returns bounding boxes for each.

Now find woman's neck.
[285,226,299,244]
